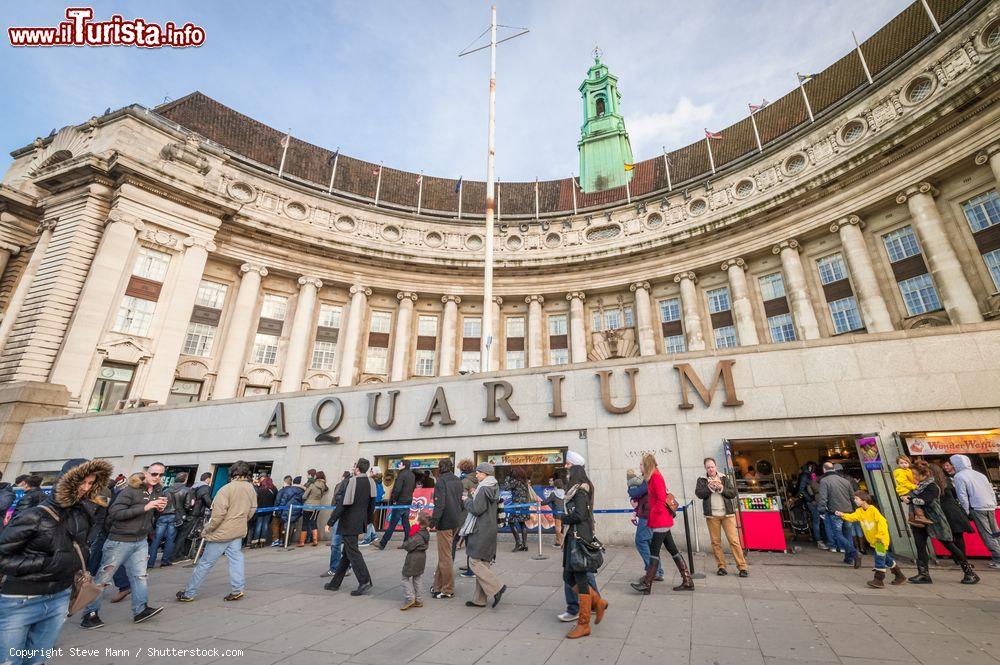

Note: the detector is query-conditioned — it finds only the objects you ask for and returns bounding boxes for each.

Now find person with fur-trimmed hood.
[0,458,112,663]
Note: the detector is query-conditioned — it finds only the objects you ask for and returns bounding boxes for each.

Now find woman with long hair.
[932,461,973,563]
[561,459,608,639]
[252,476,277,548]
[504,466,531,552]
[631,453,693,594]
[905,459,979,585]
[299,470,327,547]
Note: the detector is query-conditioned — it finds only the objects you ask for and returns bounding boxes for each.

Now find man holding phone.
[81,463,168,629]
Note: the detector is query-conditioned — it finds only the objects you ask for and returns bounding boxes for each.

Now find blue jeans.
[806,501,822,541]
[87,539,149,616]
[564,573,598,614]
[363,523,377,543]
[87,533,131,591]
[873,549,895,571]
[328,521,345,572]
[184,538,245,598]
[823,514,856,559]
[635,518,664,576]
[379,505,411,547]
[149,514,178,566]
[252,513,271,542]
[0,589,71,665]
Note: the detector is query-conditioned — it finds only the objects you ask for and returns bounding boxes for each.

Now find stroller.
[786,496,813,542]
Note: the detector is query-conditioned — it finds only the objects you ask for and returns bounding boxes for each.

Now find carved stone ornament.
[298,275,324,290]
[895,182,938,204]
[629,281,650,293]
[183,236,218,252]
[829,215,864,234]
[975,144,1000,166]
[104,210,144,232]
[673,271,697,284]
[240,262,268,277]
[350,285,372,297]
[441,295,462,305]
[397,291,418,302]
[901,312,950,329]
[160,139,211,175]
[525,295,545,305]
[140,228,180,250]
[772,239,801,254]
[721,258,747,272]
[566,291,586,301]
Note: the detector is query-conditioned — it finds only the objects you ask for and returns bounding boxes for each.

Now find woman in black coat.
[561,463,608,639]
[931,462,973,561]
[905,460,978,585]
[504,466,531,552]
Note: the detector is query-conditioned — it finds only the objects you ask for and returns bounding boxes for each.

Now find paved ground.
[51,536,1000,665]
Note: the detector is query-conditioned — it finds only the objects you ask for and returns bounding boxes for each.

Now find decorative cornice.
[829,214,865,234]
[396,291,418,302]
[240,262,268,277]
[975,143,1000,165]
[629,281,651,292]
[104,209,145,232]
[492,296,504,306]
[566,291,587,301]
[721,258,747,272]
[895,181,938,204]
[525,295,545,305]
[183,235,217,252]
[297,275,324,289]
[0,240,22,255]
[38,219,58,234]
[673,271,697,284]
[771,239,801,255]
[441,295,462,305]
[350,284,372,297]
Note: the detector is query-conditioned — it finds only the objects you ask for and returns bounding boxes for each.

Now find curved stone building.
[1,0,998,546]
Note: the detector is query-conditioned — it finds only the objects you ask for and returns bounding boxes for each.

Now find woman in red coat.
[631,453,693,593]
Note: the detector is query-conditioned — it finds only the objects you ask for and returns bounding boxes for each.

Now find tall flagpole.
[571,175,578,215]
[416,172,424,215]
[458,177,464,220]
[534,178,540,220]
[797,74,815,122]
[662,147,672,192]
[705,134,716,175]
[326,148,340,194]
[749,106,763,153]
[624,169,631,203]
[496,179,501,222]
[920,0,941,33]
[853,31,873,84]
[277,129,291,178]
[374,163,383,206]
[482,6,497,372]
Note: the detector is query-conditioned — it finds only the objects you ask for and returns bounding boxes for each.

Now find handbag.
[664,492,679,518]
[39,506,102,616]
[569,526,605,573]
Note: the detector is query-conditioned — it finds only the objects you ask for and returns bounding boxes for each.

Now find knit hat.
[476,462,495,475]
[566,451,586,467]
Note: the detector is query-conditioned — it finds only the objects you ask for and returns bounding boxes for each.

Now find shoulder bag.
[664,491,679,518]
[568,495,605,573]
[39,505,102,616]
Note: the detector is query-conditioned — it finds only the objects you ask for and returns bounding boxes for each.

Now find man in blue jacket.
[272,476,305,547]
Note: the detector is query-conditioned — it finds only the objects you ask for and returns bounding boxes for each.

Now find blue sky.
[1,1,910,181]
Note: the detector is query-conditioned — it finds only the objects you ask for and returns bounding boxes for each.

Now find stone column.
[0,221,56,352]
[47,212,144,401]
[142,236,217,404]
[673,272,705,351]
[438,295,461,376]
[896,183,983,324]
[722,258,759,346]
[213,263,268,399]
[772,239,821,340]
[976,144,1000,188]
[525,295,545,368]
[489,296,502,371]
[390,291,417,382]
[629,281,656,356]
[279,275,323,393]
[337,285,371,387]
[566,291,587,363]
[0,240,20,285]
[829,216,894,333]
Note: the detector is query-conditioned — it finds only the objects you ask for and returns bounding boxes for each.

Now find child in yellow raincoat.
[836,491,907,588]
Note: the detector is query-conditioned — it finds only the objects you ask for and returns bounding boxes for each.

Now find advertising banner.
[856,436,883,471]
[906,434,1000,456]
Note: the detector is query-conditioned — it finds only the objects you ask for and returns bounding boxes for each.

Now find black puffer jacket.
[0,459,113,595]
[107,475,164,542]
[11,488,47,522]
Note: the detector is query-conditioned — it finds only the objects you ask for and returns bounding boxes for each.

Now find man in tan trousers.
[429,458,463,599]
[694,457,749,577]
[460,463,506,608]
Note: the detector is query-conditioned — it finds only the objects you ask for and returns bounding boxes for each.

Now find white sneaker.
[988,562,1000,569]
[557,612,579,622]
[816,542,829,550]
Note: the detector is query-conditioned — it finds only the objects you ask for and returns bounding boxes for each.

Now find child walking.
[401,511,430,610]
[836,491,907,588]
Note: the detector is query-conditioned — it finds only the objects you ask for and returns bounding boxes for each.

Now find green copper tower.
[578,52,633,193]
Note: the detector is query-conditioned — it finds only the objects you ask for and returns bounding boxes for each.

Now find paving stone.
[351,628,449,664]
[478,637,561,665]
[690,644,765,665]
[414,628,507,665]
[814,622,912,661]
[548,636,624,665]
[896,630,1000,665]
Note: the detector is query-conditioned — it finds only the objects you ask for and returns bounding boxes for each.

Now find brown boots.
[297,531,307,547]
[566,594,591,639]
[868,565,907,589]
[631,555,695,594]
[890,565,907,585]
[672,554,694,591]
[590,589,608,625]
[311,529,319,546]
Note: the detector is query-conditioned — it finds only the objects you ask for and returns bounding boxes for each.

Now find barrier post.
[531,501,547,561]
[283,505,294,550]
[681,500,705,579]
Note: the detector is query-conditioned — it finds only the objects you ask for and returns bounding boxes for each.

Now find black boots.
[672,554,694,591]
[511,526,527,552]
[630,557,658,594]
[908,563,932,584]
[960,562,980,585]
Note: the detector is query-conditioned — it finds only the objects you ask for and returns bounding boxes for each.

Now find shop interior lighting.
[923,430,997,437]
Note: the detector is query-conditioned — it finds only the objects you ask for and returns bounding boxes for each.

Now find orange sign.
[907,435,1000,456]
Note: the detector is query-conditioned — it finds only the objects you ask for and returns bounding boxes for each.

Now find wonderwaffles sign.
[259,361,742,442]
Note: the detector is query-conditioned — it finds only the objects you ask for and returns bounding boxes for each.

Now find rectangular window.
[983,248,1000,291]
[460,351,480,373]
[604,309,622,330]
[132,247,171,281]
[251,333,279,365]
[194,280,228,309]
[664,335,686,354]
[243,385,270,397]
[623,306,634,328]
[414,349,436,376]
[707,287,731,313]
[310,340,337,370]
[658,298,681,322]
[713,325,738,349]
[961,190,1000,232]
[260,294,288,321]
[758,273,787,301]
[87,363,135,412]
[767,313,797,343]
[463,317,482,338]
[417,315,438,337]
[591,310,602,331]
[364,346,388,374]
[829,296,864,334]
[167,379,202,405]
[182,322,216,356]
[318,304,342,329]
[550,348,569,366]
[548,314,567,336]
[505,350,525,369]
[505,316,524,338]
[882,226,922,263]
[369,310,392,334]
[817,253,849,285]
[898,273,942,316]
[113,296,156,336]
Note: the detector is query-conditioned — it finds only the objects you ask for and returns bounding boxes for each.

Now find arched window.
[595,97,606,117]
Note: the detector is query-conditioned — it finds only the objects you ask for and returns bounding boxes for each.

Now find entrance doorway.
[210,460,274,496]
[163,465,198,488]
[475,448,566,534]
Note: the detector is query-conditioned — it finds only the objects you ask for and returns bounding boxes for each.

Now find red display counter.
[932,508,1000,558]
[738,510,787,552]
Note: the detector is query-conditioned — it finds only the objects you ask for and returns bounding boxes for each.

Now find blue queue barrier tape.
[256,503,689,515]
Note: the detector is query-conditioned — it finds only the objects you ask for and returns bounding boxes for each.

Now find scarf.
[342,475,376,506]
[563,482,589,503]
[458,475,497,537]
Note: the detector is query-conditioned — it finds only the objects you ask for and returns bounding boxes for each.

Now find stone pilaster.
[772,240,821,340]
[0,221,55,353]
[213,263,268,398]
[829,216,894,333]
[629,281,656,356]
[975,143,1000,190]
[0,240,20,284]
[566,291,587,363]
[896,183,983,323]
[673,272,705,351]
[525,295,545,368]
[390,291,417,382]
[438,295,461,377]
[337,284,372,387]
[279,275,323,393]
[489,296,502,372]
[721,258,759,346]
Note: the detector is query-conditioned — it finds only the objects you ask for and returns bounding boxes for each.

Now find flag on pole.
[705,129,722,140]
[277,129,291,178]
[373,163,383,206]
[662,148,673,192]
[748,99,769,114]
[623,162,636,171]
[456,176,463,219]
[797,73,819,85]
[326,150,339,166]
[797,73,816,122]
[415,174,423,184]
[326,149,340,194]
[454,176,463,193]
[704,129,720,175]
[748,101,767,153]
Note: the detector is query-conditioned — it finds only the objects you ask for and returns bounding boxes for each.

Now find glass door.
[855,433,915,559]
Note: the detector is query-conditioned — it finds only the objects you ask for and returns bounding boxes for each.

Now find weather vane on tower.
[592,44,603,62]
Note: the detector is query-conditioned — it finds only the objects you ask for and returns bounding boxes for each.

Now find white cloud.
[627,97,716,157]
